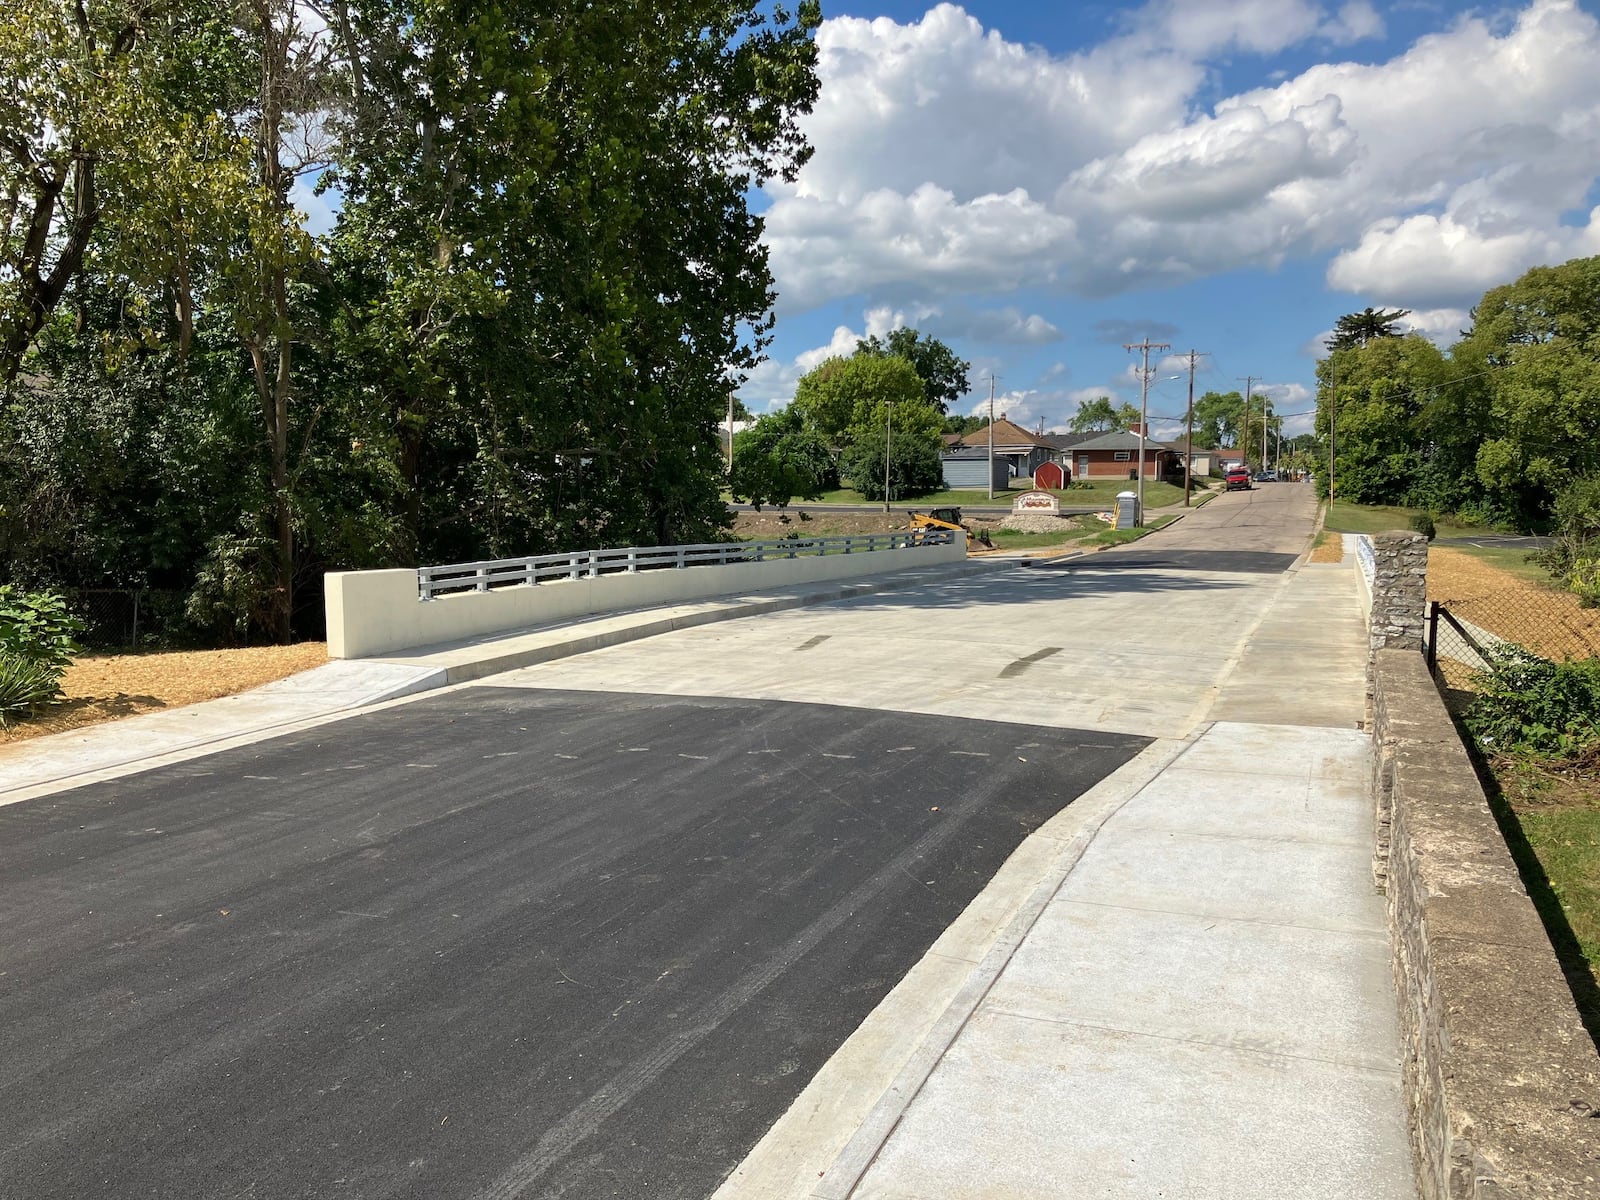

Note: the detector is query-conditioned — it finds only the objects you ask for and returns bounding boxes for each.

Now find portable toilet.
[1115,491,1140,529]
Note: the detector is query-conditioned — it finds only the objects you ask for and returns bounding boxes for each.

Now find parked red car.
[1225,467,1253,491]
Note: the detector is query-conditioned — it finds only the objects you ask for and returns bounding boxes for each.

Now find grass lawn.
[985,514,1103,551]
[1447,543,1553,585]
[1322,499,1487,540]
[1084,514,1178,547]
[1520,805,1600,970]
[817,479,1192,508]
[1486,757,1600,1034]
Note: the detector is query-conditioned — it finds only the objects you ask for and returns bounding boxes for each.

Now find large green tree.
[0,0,826,645]
[1189,391,1245,448]
[1327,306,1411,351]
[1069,396,1140,432]
[326,0,821,558]
[841,429,943,502]
[791,354,928,446]
[1449,256,1600,527]
[855,328,970,413]
[0,0,249,380]
[1315,334,1451,505]
[729,407,834,510]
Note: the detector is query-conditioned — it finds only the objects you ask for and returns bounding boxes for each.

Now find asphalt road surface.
[0,689,1144,1199]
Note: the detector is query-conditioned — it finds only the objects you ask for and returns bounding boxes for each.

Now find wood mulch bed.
[1,643,329,746]
[1310,531,1344,562]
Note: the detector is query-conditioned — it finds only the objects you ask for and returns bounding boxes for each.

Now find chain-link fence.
[62,588,187,651]
[1428,588,1600,693]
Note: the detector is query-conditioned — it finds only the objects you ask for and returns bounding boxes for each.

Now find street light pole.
[883,400,893,514]
[1183,349,1198,507]
[986,375,996,501]
[1329,359,1338,502]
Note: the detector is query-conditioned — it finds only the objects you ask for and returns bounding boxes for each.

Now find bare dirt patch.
[732,508,1016,552]
[2,643,328,745]
[1429,547,1600,660]
[732,509,906,538]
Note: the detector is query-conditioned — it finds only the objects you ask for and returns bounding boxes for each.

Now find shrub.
[0,654,65,726]
[1570,558,1600,609]
[184,533,279,642]
[1466,646,1600,758]
[0,586,83,725]
[841,430,943,501]
[1408,512,1437,540]
[0,586,82,672]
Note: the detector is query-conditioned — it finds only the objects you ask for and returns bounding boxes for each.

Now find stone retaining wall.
[1370,649,1600,1198]
[1370,530,1429,651]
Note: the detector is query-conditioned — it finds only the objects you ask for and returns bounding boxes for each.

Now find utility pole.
[1260,392,1270,470]
[883,400,893,514]
[726,392,735,474]
[986,373,998,501]
[1238,375,1257,468]
[1125,338,1170,523]
[1183,349,1199,507]
[1328,359,1338,502]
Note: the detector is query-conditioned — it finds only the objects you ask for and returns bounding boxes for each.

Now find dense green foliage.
[729,408,835,510]
[0,585,82,671]
[855,328,970,413]
[1467,647,1600,758]
[841,429,944,502]
[0,0,822,642]
[1317,257,1600,533]
[942,414,986,436]
[0,585,83,722]
[786,349,946,498]
[1533,474,1600,606]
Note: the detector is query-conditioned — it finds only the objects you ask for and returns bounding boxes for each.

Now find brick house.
[1066,427,1183,480]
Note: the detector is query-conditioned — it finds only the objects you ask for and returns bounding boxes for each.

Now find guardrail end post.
[1427,601,1440,672]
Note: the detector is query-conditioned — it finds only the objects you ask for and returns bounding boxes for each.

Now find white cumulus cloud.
[763,0,1600,319]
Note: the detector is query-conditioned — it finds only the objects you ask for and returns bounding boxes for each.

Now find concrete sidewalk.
[716,553,1417,1199]
[0,556,1007,806]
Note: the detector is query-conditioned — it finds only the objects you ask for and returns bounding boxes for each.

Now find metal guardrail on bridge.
[416,531,956,600]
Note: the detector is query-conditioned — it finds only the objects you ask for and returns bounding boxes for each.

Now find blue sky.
[739,0,1600,439]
